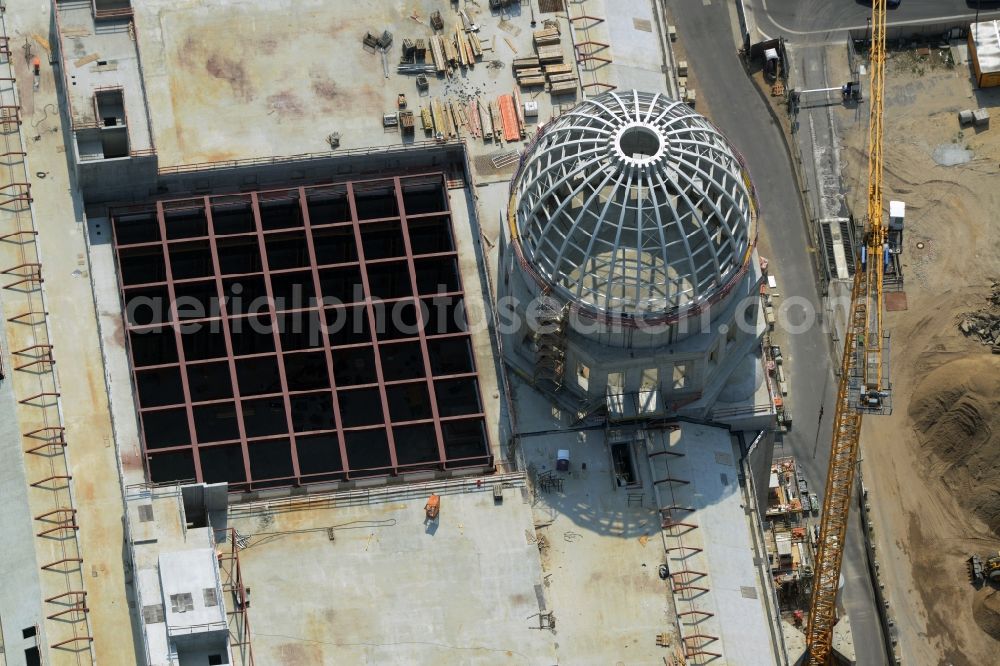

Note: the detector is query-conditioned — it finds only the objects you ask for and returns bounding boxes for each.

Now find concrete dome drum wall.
[510,90,757,336]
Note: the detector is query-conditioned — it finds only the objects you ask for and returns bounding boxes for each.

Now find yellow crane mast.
[805,0,891,662]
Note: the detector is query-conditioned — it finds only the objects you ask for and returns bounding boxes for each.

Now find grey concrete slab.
[0,326,48,665]
[132,0,575,168]
[228,483,557,665]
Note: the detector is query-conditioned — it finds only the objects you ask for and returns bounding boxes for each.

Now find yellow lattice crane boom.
[804,0,892,662]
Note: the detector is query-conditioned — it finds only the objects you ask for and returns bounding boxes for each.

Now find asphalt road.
[661,0,888,662]
[754,0,1000,40]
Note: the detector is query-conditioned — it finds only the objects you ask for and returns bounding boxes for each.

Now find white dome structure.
[510,90,756,319]
[498,90,774,482]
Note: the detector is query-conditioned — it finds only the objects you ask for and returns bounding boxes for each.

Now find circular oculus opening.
[617,125,662,161]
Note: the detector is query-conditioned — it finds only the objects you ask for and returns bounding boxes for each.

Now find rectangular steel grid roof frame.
[111,174,491,491]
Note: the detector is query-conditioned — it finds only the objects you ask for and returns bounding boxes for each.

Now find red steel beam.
[50,636,93,649]
[41,558,83,571]
[29,474,71,488]
[666,545,703,555]
[670,570,708,583]
[45,590,86,604]
[37,522,79,537]
[7,310,46,323]
[18,391,59,405]
[34,507,76,521]
[393,176,449,469]
[673,584,710,594]
[345,182,400,476]
[298,187,351,482]
[568,14,605,26]
[153,200,203,481]
[0,229,37,241]
[245,190,299,483]
[203,195,254,484]
[581,81,617,93]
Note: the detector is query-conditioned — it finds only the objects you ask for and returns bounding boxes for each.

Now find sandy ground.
[838,48,1000,665]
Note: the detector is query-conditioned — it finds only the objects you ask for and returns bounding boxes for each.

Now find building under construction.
[0,1,792,664]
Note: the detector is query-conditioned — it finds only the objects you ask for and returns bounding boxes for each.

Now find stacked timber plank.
[430,35,448,73]
[536,46,562,64]
[515,67,545,88]
[512,23,578,93]
[532,27,561,47]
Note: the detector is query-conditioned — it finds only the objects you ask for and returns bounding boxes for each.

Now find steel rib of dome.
[512,90,755,318]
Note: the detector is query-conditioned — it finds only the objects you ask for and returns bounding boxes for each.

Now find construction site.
[0,0,998,664]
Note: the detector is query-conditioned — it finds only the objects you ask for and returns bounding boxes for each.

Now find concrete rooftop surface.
[226,476,557,665]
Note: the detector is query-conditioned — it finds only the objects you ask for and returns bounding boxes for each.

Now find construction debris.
[958,280,1000,347]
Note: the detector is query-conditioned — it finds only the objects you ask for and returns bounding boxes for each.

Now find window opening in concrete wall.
[203,587,218,607]
[22,626,37,639]
[672,362,689,389]
[24,647,41,666]
[708,344,719,367]
[607,371,624,395]
[576,363,590,392]
[640,368,657,390]
[170,593,194,613]
[142,604,165,624]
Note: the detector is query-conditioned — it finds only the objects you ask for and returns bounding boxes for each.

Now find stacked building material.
[512,55,540,70]
[430,35,447,73]
[515,67,545,88]
[488,101,501,142]
[532,27,560,47]
[498,94,519,142]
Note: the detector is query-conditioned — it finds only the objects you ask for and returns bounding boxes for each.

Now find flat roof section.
[54,2,154,157]
[110,174,491,491]
[225,476,556,664]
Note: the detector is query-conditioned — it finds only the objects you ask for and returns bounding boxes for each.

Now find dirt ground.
[838,47,1000,665]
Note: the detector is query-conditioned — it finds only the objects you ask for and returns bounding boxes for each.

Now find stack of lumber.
[467,99,483,138]
[469,33,483,58]
[443,33,460,65]
[430,35,447,73]
[512,55,540,70]
[536,45,562,64]
[430,97,457,138]
[532,27,560,47]
[544,64,577,94]
[515,67,545,88]
[488,101,501,142]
